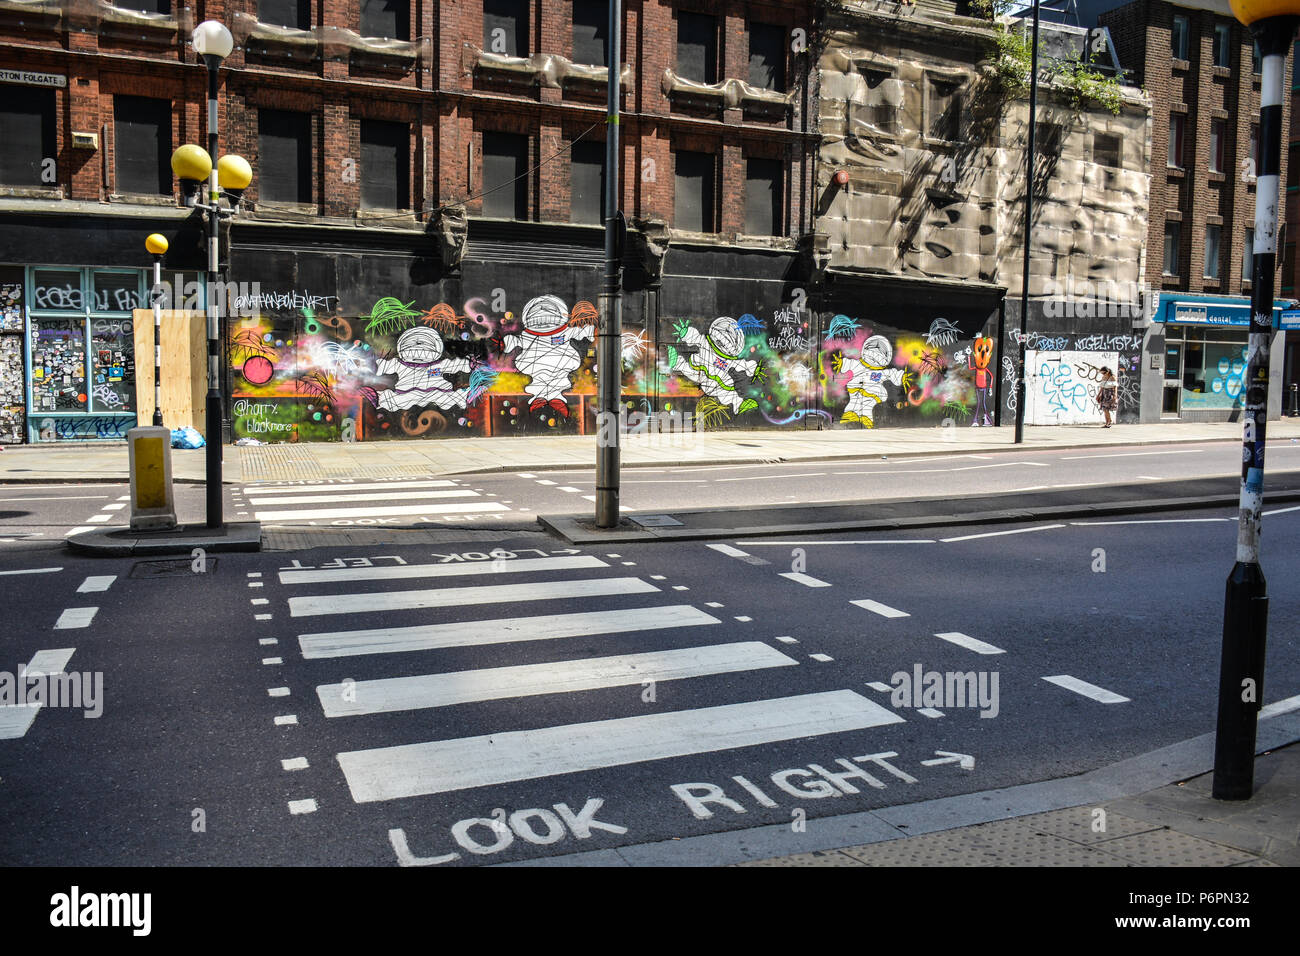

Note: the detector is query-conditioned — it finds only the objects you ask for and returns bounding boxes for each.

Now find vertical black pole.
[204,59,223,528]
[1213,15,1295,800]
[152,255,164,428]
[596,0,623,528]
[994,296,1006,427]
[1015,0,1041,445]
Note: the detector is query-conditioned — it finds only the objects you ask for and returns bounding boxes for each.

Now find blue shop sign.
[1281,310,1300,330]
[1160,298,1285,327]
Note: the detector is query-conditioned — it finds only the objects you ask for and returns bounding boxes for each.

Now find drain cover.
[630,514,683,528]
[130,558,218,578]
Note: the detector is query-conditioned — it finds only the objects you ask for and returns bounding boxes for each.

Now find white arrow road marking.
[920,751,975,770]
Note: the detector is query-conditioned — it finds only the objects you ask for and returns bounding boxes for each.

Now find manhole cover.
[130,558,218,578]
[629,514,683,528]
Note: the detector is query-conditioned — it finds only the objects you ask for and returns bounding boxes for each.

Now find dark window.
[360,119,409,210]
[482,131,529,220]
[0,87,56,188]
[360,0,408,40]
[1213,23,1231,68]
[259,0,309,30]
[259,109,313,204]
[1210,120,1226,173]
[1093,132,1122,168]
[1163,221,1180,275]
[1171,15,1188,60]
[677,11,717,84]
[572,0,608,67]
[114,95,172,195]
[1035,122,1062,156]
[1252,40,1261,74]
[570,139,605,225]
[1204,224,1221,279]
[1168,114,1185,167]
[1243,228,1254,280]
[863,70,897,135]
[1283,243,1296,290]
[748,22,786,92]
[744,157,782,236]
[484,0,529,57]
[928,79,960,141]
[674,149,716,233]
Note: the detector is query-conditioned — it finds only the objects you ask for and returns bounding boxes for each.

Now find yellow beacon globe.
[170,144,213,181]
[218,154,253,190]
[1229,0,1300,25]
[145,233,169,255]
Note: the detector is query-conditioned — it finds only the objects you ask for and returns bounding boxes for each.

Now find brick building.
[1097,0,1293,421]
[0,0,818,443]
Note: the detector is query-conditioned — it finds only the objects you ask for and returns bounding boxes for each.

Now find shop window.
[114,95,172,196]
[1163,222,1180,275]
[677,11,718,84]
[1204,224,1221,279]
[259,109,313,205]
[674,149,716,233]
[749,22,786,92]
[360,119,409,210]
[745,157,782,236]
[1243,228,1255,281]
[572,0,608,67]
[570,139,605,226]
[484,0,529,57]
[1093,132,1121,168]
[0,87,56,188]
[1168,114,1185,168]
[482,131,529,220]
[928,78,960,142]
[1171,14,1188,61]
[259,0,309,30]
[1213,23,1231,68]
[360,0,408,40]
[1210,120,1225,173]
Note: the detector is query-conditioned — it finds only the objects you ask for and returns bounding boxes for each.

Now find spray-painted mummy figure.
[667,316,761,414]
[833,335,911,428]
[361,326,489,411]
[496,295,594,417]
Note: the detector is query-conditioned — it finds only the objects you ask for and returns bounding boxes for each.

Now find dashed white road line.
[940,524,1065,543]
[917,708,945,718]
[85,514,112,524]
[706,543,750,558]
[933,631,1005,655]
[0,567,61,576]
[744,540,936,546]
[1060,450,1200,460]
[54,608,98,629]
[851,599,910,619]
[76,576,116,593]
[288,799,318,815]
[282,757,309,771]
[865,681,893,693]
[1070,518,1231,526]
[780,572,832,588]
[1262,505,1300,517]
[1042,675,1129,703]
[274,715,298,726]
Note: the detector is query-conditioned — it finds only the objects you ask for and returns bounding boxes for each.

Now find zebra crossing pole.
[596,0,624,529]
[145,234,168,428]
[1213,1,1297,800]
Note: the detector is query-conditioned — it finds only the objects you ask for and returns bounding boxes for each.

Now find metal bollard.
[1289,382,1298,417]
[127,426,178,532]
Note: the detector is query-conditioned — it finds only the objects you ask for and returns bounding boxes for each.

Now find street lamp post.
[1213,0,1298,800]
[595,0,624,529]
[145,233,168,428]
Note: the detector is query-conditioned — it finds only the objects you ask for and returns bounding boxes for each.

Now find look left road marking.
[54,608,98,629]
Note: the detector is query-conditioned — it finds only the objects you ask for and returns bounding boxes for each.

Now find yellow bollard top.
[145,233,169,255]
[1230,0,1300,25]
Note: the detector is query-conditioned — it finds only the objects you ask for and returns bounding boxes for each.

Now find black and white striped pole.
[145,233,168,428]
[1213,2,1297,800]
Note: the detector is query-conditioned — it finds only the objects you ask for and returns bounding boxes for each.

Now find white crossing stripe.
[0,648,76,739]
[290,576,657,618]
[54,608,98,629]
[851,599,910,619]
[337,690,904,802]
[299,604,721,659]
[282,757,309,771]
[255,501,509,521]
[86,514,112,524]
[1042,675,1130,703]
[77,576,117,593]
[318,642,796,717]
[934,631,1005,655]
[288,799,318,814]
[65,528,95,537]
[248,480,459,496]
[279,554,606,585]
[247,490,480,506]
[102,503,126,511]
[779,572,831,588]
[0,567,61,576]
[707,544,750,558]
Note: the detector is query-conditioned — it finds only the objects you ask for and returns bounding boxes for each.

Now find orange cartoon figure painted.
[968,335,995,426]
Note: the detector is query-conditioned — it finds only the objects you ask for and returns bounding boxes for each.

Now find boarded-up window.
[360,119,409,210]
[259,109,313,204]
[259,0,309,30]
[677,12,717,84]
[0,87,56,188]
[570,139,605,225]
[745,158,782,236]
[1093,132,1122,168]
[114,95,172,195]
[928,79,960,142]
[674,150,715,233]
[748,22,786,92]
[572,0,608,67]
[483,131,529,220]
[484,0,529,57]
[863,70,897,135]
[361,0,407,40]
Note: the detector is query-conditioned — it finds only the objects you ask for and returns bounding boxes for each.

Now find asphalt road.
[1,506,1296,866]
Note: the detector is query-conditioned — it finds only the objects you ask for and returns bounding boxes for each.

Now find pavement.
[3,418,1300,484]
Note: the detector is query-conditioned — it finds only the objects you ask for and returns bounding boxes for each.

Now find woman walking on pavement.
[1098,367,1118,427]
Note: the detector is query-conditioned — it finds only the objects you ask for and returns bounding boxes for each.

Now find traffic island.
[66,521,262,557]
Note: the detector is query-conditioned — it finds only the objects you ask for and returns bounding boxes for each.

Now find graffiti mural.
[1022,350,1120,425]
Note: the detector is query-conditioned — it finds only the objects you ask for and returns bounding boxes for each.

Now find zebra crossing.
[269,548,904,812]
[235,478,518,526]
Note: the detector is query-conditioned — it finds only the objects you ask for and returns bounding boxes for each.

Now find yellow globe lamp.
[171,144,213,205]
[217,154,253,204]
[145,233,169,256]
[1229,0,1300,25]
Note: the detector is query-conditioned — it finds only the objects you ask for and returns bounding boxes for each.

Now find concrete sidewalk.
[4,419,1300,483]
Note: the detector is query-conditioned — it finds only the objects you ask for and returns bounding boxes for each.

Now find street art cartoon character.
[833,335,912,428]
[360,326,476,412]
[667,316,762,415]
[968,335,995,426]
[495,295,594,417]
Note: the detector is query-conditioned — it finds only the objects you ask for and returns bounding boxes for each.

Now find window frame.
[1209,119,1226,173]
[571,0,608,67]
[113,94,173,197]
[1163,221,1181,276]
[257,108,314,206]
[483,0,530,58]
[673,148,718,234]
[1168,113,1186,169]
[360,0,409,41]
[0,85,57,189]
[743,155,784,237]
[747,21,787,93]
[1213,23,1231,69]
[359,118,411,211]
[1172,14,1189,61]
[1204,224,1222,280]
[481,130,531,221]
